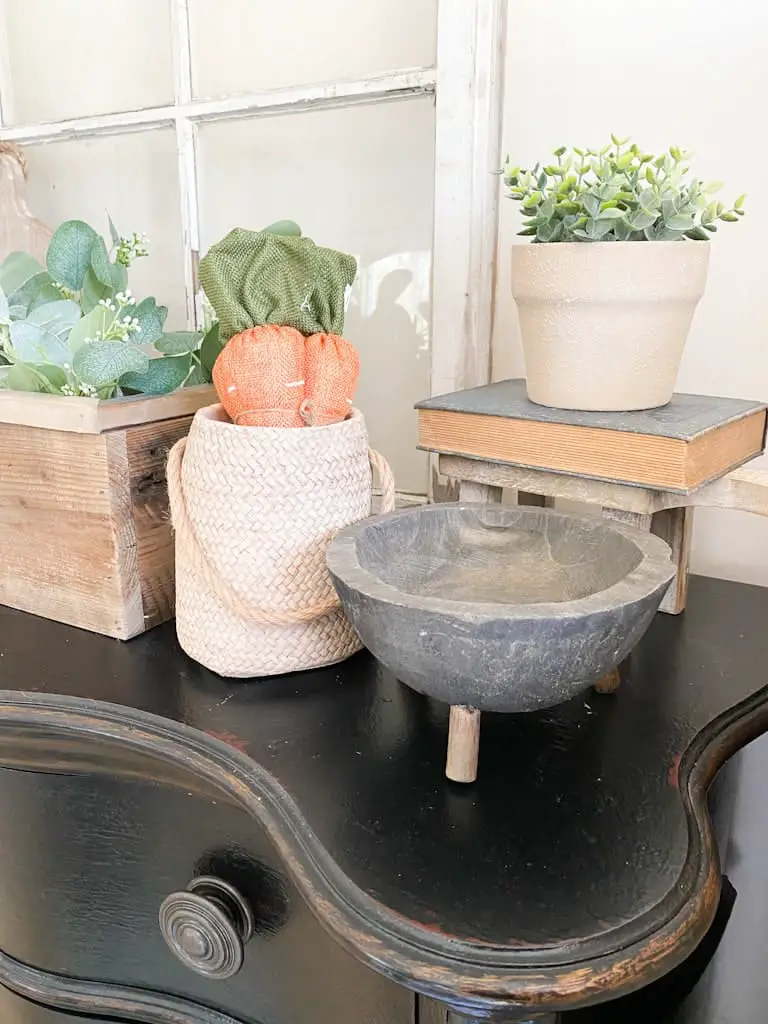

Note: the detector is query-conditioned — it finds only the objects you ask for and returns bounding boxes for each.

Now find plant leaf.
[126,297,168,345]
[46,220,99,291]
[67,304,116,355]
[581,193,600,218]
[8,272,62,318]
[107,212,121,247]
[120,354,191,395]
[90,236,128,293]
[596,207,624,220]
[185,363,207,386]
[9,321,70,366]
[26,300,82,341]
[7,363,46,392]
[73,341,149,387]
[33,363,68,391]
[665,214,696,231]
[627,210,657,230]
[81,267,113,313]
[0,252,46,297]
[154,331,202,356]
[0,286,8,323]
[199,321,223,376]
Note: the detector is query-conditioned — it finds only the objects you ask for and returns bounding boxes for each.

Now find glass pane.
[0,0,174,125]
[198,98,434,494]
[24,131,187,330]
[189,0,437,98]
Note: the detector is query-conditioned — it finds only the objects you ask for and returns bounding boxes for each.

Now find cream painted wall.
[492,0,768,587]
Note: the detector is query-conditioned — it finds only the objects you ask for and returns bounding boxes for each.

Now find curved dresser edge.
[0,947,247,1024]
[0,687,764,1016]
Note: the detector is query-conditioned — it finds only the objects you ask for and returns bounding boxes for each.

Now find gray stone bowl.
[326,504,675,714]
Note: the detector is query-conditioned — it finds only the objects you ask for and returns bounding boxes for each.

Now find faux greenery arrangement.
[0,216,222,398]
[501,136,745,243]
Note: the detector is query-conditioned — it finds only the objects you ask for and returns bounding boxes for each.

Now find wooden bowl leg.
[593,668,621,694]
[446,705,481,783]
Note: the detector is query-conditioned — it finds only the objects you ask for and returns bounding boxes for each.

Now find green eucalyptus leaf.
[734,194,746,210]
[199,321,223,376]
[185,363,208,386]
[81,267,113,313]
[0,252,46,297]
[0,364,12,388]
[67,304,116,355]
[8,272,61,318]
[720,211,739,222]
[107,212,121,247]
[126,297,168,346]
[9,321,69,366]
[120,354,191,395]
[26,300,81,341]
[73,340,149,388]
[7,363,46,392]
[686,226,710,241]
[0,286,8,323]
[33,363,67,391]
[153,331,202,356]
[516,227,537,236]
[90,236,128,291]
[46,220,99,291]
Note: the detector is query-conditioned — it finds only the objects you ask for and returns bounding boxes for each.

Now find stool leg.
[459,480,502,504]
[446,706,481,783]
[651,506,693,614]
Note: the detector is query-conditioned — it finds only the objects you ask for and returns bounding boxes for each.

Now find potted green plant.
[502,137,744,411]
[0,215,221,400]
[0,216,221,640]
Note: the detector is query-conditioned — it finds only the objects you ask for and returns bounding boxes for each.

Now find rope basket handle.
[167,435,396,628]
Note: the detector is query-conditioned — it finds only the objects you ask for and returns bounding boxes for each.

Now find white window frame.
[0,0,507,495]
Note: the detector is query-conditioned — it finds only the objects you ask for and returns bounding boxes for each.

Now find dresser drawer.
[0,767,413,1024]
[0,985,112,1024]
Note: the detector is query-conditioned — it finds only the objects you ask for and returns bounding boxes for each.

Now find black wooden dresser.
[0,574,765,1023]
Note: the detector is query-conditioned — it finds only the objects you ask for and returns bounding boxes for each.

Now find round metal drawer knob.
[159,876,255,980]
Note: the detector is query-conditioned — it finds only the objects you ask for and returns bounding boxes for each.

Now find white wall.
[492,0,768,587]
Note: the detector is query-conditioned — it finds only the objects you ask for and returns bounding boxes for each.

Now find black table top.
[0,574,766,1018]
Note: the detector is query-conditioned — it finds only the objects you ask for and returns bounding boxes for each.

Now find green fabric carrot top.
[199,226,357,342]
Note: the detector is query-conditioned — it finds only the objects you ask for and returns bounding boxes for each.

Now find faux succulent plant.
[501,136,745,243]
[0,216,222,398]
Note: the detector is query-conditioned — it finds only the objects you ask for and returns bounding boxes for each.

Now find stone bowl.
[326,503,674,715]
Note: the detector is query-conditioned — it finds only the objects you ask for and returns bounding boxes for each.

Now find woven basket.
[167,405,394,678]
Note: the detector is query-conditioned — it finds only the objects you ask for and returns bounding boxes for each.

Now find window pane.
[198,98,434,494]
[24,131,187,330]
[0,0,174,125]
[189,0,437,98]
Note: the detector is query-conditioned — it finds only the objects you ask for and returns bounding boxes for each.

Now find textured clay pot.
[511,240,710,411]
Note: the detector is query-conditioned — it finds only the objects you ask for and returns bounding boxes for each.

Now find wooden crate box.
[0,386,215,639]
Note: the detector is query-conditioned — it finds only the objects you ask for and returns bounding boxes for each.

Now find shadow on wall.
[346,256,431,496]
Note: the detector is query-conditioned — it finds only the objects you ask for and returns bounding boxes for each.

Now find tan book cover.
[416,380,767,492]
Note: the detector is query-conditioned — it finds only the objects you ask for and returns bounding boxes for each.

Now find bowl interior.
[356,506,644,606]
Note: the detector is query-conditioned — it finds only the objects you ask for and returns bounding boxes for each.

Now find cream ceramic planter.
[511,241,710,411]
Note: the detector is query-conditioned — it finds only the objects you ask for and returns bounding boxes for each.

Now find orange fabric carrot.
[302,333,360,427]
[212,325,305,427]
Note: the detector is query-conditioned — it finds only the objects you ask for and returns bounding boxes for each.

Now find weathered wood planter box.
[0,385,215,639]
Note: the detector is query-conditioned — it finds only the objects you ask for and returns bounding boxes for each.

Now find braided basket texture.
[168,405,394,677]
